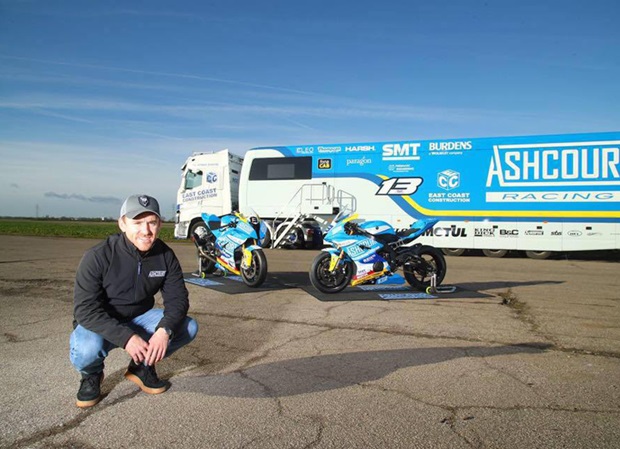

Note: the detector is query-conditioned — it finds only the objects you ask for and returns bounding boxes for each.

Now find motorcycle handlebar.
[344,221,364,235]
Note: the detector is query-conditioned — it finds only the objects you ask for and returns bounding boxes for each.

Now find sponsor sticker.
[346,156,372,167]
[318,146,342,154]
[357,285,409,291]
[378,292,437,300]
[184,278,223,286]
[382,143,421,161]
[525,230,544,236]
[475,228,495,237]
[318,158,332,169]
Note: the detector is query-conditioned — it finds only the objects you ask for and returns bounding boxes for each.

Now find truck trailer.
[174,149,322,249]
[237,131,620,258]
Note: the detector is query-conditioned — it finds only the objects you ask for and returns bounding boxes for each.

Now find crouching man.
[70,194,198,407]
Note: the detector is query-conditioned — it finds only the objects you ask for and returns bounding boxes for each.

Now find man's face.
[118,212,161,252]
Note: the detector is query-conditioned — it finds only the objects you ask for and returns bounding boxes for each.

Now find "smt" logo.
[376,177,423,195]
[382,143,421,161]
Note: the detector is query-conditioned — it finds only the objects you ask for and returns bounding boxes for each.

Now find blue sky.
[1,0,618,219]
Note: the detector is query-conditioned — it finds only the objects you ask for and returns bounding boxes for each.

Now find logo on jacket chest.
[148,270,166,278]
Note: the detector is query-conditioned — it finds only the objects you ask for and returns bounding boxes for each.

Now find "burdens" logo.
[429,141,472,151]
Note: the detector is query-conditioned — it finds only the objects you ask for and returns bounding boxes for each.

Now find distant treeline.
[0,219,179,241]
[0,216,174,222]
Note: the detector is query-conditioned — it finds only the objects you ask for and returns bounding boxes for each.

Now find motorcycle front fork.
[328,251,345,271]
[241,245,253,269]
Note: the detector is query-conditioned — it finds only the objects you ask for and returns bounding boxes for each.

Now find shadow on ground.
[173,343,551,398]
[185,271,564,302]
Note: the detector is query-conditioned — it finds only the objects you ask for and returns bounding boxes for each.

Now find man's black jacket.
[73,233,189,348]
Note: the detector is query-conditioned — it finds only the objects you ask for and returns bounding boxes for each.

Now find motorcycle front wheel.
[240,248,268,287]
[309,252,353,294]
[403,245,447,291]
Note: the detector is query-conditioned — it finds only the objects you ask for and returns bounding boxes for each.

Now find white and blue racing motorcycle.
[192,212,268,287]
[309,211,447,294]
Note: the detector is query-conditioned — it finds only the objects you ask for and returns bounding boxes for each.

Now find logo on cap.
[139,195,150,207]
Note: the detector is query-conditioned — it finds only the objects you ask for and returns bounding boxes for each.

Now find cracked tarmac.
[0,235,619,448]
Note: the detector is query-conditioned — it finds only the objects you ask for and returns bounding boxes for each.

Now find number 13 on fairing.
[376,177,424,196]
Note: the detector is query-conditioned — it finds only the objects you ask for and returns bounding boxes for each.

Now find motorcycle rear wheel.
[240,249,268,287]
[197,237,217,275]
[309,252,353,294]
[199,255,217,275]
[403,245,447,291]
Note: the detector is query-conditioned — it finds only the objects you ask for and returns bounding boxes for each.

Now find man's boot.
[124,360,170,394]
[76,372,104,408]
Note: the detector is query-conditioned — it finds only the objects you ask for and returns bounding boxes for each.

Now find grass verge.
[0,219,179,242]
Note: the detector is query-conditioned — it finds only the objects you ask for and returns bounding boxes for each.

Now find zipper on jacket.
[135,259,142,301]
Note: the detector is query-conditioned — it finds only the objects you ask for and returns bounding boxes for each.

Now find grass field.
[0,219,181,242]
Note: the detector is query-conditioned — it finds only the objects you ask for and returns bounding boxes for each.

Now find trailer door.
[240,152,336,217]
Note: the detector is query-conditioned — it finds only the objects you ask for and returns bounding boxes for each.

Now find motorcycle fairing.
[216,257,240,275]
[201,213,222,231]
[341,236,383,260]
[235,218,259,239]
[214,228,252,274]
[359,221,395,236]
[216,228,249,250]
[350,252,391,286]
[322,246,391,286]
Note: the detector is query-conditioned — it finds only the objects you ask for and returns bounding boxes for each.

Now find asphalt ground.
[0,235,619,449]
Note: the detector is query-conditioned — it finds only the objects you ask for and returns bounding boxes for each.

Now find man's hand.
[124,334,149,364]
[145,328,170,366]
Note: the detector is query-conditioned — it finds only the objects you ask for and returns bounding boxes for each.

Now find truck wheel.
[274,224,302,249]
[482,249,508,258]
[442,248,466,257]
[293,228,305,249]
[189,221,206,240]
[525,250,553,260]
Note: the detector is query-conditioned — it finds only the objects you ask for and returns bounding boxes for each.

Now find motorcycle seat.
[373,233,399,244]
[396,228,418,238]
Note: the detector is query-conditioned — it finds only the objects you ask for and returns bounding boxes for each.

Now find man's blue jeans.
[70,309,198,375]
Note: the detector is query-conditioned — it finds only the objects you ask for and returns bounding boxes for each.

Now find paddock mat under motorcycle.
[184,272,295,294]
[184,271,485,302]
[297,284,489,302]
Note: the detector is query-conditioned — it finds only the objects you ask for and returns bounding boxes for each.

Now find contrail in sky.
[0,55,322,96]
[44,192,121,204]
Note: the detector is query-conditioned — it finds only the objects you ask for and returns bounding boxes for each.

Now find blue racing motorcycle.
[309,211,447,294]
[192,212,268,287]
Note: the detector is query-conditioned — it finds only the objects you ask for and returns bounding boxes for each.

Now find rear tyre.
[403,245,447,291]
[309,252,353,294]
[193,225,217,275]
[442,248,466,257]
[525,250,553,260]
[482,249,508,258]
[199,254,217,274]
[240,249,268,287]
